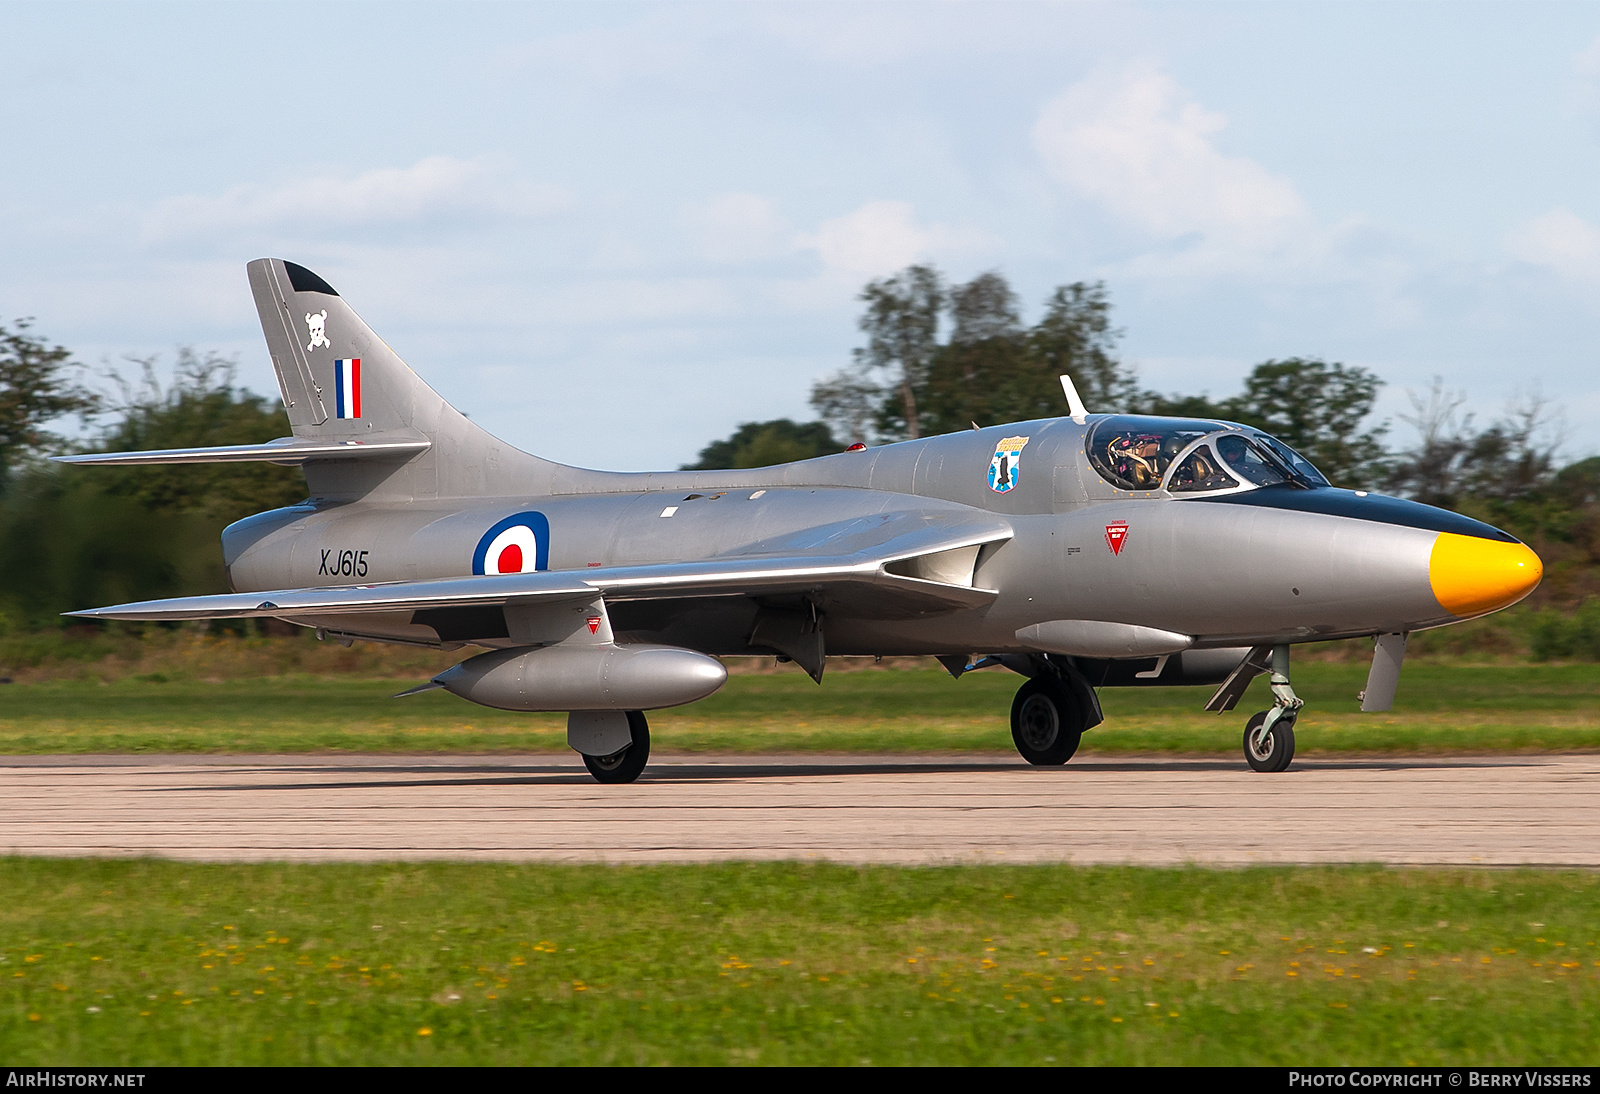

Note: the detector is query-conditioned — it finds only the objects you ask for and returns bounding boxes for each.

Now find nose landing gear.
[1205,644,1303,772]
[1243,708,1296,772]
[1243,645,1302,773]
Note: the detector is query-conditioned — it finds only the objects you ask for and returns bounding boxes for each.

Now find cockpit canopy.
[1085,415,1329,495]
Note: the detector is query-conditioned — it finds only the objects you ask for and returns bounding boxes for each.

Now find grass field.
[2,859,1595,1066]
[2,661,1599,755]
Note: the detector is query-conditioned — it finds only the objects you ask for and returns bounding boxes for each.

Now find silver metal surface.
[53,436,430,466]
[1361,632,1409,712]
[1016,619,1194,658]
[435,644,728,712]
[57,259,1544,749]
[566,712,633,757]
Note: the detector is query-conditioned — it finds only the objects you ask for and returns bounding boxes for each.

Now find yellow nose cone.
[1429,533,1543,618]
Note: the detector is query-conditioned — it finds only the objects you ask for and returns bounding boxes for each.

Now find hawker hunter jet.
[61,260,1543,782]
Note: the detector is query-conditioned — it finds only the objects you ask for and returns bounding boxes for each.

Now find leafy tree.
[1023,281,1134,411]
[1384,380,1557,509]
[1223,359,1387,488]
[807,372,884,448]
[1134,392,1234,420]
[0,470,219,629]
[1554,456,1600,509]
[0,318,98,483]
[811,267,1137,442]
[1382,379,1580,547]
[810,265,944,442]
[1551,456,1600,563]
[89,349,305,522]
[682,419,844,470]
[917,271,1026,436]
[1141,358,1387,488]
[0,349,307,627]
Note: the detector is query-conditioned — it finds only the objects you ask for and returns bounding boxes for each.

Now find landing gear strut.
[1010,677,1087,765]
[583,710,651,784]
[1243,645,1301,773]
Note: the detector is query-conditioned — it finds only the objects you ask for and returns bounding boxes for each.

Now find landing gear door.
[1360,632,1407,712]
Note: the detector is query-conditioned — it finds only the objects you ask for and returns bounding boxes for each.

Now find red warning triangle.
[1104,522,1129,556]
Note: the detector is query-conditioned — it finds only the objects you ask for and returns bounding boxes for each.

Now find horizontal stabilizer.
[68,513,1012,624]
[53,436,431,467]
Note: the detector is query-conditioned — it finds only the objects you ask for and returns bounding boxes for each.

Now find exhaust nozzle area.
[435,644,727,712]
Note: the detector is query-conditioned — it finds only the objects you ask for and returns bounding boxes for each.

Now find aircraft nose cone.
[1428,532,1542,618]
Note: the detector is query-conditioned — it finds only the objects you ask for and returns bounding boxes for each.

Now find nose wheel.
[1243,644,1302,772]
[1243,709,1296,772]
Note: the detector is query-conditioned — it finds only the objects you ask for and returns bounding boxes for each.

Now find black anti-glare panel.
[1191,485,1517,542]
[283,261,340,296]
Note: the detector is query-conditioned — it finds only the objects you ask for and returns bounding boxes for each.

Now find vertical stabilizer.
[247,259,554,500]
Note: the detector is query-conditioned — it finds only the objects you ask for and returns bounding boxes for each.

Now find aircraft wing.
[67,511,1011,623]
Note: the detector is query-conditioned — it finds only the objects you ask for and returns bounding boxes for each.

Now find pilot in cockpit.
[1107,433,1164,489]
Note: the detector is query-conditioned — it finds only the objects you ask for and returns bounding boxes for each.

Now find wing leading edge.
[53,436,432,467]
[67,512,1012,624]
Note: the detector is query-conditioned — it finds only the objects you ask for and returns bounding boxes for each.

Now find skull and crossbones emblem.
[305,310,330,352]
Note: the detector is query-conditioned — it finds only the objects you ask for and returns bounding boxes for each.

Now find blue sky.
[4,2,1599,469]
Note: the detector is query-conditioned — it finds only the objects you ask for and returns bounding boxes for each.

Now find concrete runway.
[2,752,1597,867]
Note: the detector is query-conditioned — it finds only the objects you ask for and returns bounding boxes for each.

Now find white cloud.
[140,156,569,242]
[1033,63,1307,250]
[679,192,792,263]
[1580,35,1600,78]
[1573,35,1600,111]
[1505,207,1600,281]
[800,199,993,280]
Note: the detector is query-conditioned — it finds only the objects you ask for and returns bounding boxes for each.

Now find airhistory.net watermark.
[4,1074,145,1088]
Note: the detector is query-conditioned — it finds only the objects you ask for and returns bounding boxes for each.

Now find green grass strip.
[2,663,1599,754]
[1,859,1596,1065]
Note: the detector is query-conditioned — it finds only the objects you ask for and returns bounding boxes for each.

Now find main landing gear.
[1009,672,1094,765]
[583,710,651,784]
[1243,645,1301,773]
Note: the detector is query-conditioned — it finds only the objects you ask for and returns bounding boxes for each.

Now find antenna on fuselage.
[1059,375,1089,424]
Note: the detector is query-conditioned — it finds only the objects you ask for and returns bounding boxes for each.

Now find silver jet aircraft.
[62,260,1544,782]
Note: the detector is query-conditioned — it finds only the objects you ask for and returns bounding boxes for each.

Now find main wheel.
[1010,678,1085,766]
[1243,709,1296,772]
[583,710,651,784]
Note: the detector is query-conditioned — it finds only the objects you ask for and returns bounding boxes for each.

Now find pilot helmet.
[1111,432,1162,456]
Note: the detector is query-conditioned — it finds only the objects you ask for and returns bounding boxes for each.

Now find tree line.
[688,263,1596,560]
[1,266,1595,630]
[0,329,302,632]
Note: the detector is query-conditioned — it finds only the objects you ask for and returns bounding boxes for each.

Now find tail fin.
[248,259,552,500]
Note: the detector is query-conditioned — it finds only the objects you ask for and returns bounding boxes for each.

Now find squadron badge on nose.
[988,435,1030,494]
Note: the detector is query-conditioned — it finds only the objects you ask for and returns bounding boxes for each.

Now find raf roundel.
[472,512,552,576]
